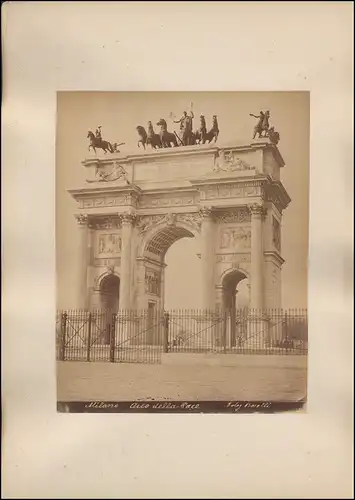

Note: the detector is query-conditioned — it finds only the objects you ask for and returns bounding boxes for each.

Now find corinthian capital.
[199,206,213,219]
[75,214,88,226]
[121,212,136,226]
[248,203,267,218]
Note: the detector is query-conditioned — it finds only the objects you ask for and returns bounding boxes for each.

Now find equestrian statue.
[250,110,270,139]
[87,126,124,154]
[250,110,280,144]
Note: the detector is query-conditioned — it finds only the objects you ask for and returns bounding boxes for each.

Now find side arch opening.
[221,269,249,347]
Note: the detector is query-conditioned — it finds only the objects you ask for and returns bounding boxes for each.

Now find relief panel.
[145,269,161,296]
[95,232,122,258]
[219,227,251,250]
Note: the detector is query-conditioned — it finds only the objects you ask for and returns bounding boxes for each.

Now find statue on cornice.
[250,110,280,144]
[87,126,120,154]
[250,110,270,139]
[266,126,280,145]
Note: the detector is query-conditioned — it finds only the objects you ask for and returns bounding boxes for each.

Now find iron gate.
[56,308,308,363]
[56,309,166,364]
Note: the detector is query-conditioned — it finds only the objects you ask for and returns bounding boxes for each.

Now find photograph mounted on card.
[56,91,309,413]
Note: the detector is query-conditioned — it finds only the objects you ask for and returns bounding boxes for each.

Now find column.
[199,207,215,311]
[75,214,89,309]
[86,221,95,309]
[247,203,267,348]
[248,203,266,309]
[120,212,136,310]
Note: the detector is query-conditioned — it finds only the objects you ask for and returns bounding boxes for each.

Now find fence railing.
[56,308,308,363]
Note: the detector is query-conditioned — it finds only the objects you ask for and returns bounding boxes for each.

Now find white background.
[2,2,353,498]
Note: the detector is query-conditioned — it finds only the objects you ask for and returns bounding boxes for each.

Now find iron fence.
[56,308,308,363]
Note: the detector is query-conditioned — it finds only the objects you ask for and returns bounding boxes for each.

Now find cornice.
[264,251,285,266]
[68,184,142,200]
[81,140,285,167]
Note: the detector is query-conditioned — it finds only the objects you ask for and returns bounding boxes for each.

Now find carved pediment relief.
[213,150,256,173]
[86,162,129,184]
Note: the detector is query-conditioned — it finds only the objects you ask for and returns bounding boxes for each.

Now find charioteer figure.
[174,110,194,132]
[173,109,195,146]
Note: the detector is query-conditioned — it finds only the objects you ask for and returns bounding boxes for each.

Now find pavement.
[57,355,307,402]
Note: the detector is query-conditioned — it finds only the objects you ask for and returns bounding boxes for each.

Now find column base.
[244,311,269,349]
[195,312,226,351]
[116,311,164,348]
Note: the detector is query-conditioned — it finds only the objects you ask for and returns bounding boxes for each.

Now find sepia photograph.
[3,2,352,498]
[56,91,309,412]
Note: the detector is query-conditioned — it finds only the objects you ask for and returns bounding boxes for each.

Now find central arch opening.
[164,237,202,309]
[143,224,202,311]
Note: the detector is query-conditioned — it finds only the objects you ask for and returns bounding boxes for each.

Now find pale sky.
[56,92,309,309]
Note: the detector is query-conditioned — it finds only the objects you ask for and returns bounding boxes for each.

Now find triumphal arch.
[69,138,290,314]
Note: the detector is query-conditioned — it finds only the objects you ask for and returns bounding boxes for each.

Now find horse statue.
[205,115,219,143]
[156,118,179,148]
[196,115,219,144]
[136,125,148,149]
[195,115,207,144]
[87,130,114,154]
[266,126,280,145]
[146,121,162,149]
